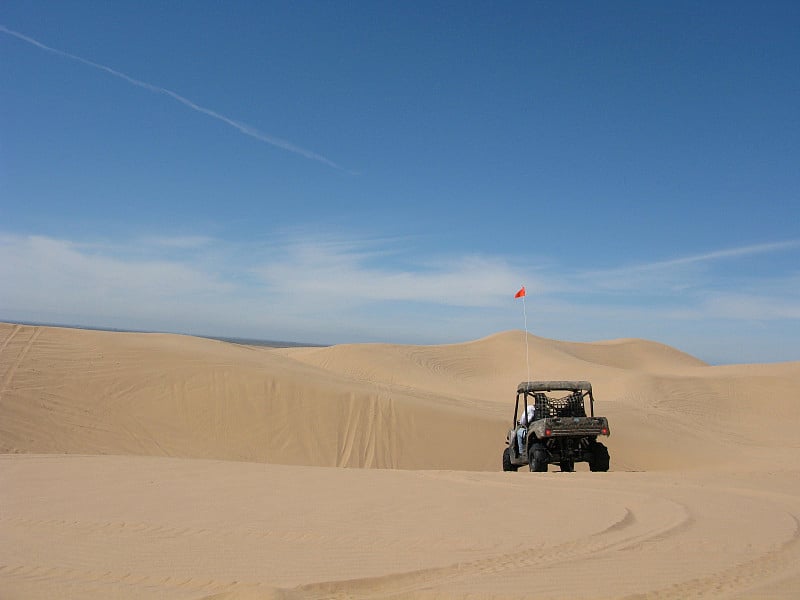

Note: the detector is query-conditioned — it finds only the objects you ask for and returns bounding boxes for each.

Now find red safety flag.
[514,286,526,299]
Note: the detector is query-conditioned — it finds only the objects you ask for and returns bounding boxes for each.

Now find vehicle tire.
[588,442,610,472]
[502,447,518,472]
[529,444,548,472]
[560,460,575,472]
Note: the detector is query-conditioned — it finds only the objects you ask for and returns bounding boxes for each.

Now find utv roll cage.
[513,381,595,425]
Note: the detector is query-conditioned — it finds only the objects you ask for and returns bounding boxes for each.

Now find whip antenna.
[514,285,530,382]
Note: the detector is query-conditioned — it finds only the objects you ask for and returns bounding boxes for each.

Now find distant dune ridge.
[2,321,800,599]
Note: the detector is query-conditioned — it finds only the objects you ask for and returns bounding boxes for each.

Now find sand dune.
[0,323,504,470]
[2,322,800,599]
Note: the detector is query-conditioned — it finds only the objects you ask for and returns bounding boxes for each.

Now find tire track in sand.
[0,561,257,597]
[0,324,21,354]
[0,501,642,598]
[281,500,691,599]
[622,512,800,600]
[0,490,692,599]
[0,326,40,399]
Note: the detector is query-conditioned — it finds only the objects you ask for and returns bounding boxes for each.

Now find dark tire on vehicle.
[560,460,575,472]
[502,447,518,472]
[529,443,548,472]
[588,441,610,472]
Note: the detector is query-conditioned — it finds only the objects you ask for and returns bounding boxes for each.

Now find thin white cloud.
[636,239,800,270]
[589,240,800,277]
[700,292,800,321]
[139,235,216,249]
[0,24,343,169]
[0,234,233,320]
[254,237,535,308]
[575,239,800,296]
[1,232,798,359]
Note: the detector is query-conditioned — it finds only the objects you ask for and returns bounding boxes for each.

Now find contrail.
[0,24,343,170]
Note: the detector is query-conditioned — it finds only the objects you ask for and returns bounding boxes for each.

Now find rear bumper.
[531,417,610,438]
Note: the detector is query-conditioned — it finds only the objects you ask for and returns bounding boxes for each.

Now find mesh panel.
[533,393,586,418]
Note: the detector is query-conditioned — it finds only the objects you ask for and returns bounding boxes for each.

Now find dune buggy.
[503,381,610,472]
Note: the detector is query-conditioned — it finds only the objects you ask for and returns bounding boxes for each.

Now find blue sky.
[1,1,798,363]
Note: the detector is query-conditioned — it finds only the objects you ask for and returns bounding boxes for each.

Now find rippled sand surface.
[2,323,799,599]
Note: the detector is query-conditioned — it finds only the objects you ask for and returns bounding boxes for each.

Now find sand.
[1,322,799,599]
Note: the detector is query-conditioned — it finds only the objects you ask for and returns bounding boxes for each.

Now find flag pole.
[514,285,530,383]
[523,293,530,383]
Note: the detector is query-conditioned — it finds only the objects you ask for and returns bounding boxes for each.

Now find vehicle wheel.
[502,447,518,472]
[588,442,610,472]
[529,444,548,472]
[560,460,574,472]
